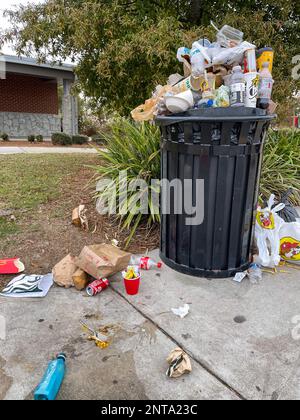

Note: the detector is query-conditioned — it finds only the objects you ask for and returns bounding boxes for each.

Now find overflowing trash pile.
[131,23,276,121]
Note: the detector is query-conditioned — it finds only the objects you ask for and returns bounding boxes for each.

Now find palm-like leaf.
[92,118,161,247]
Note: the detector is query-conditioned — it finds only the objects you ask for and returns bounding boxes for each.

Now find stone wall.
[0,112,61,138]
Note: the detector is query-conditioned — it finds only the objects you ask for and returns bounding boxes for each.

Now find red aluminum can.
[86,278,109,296]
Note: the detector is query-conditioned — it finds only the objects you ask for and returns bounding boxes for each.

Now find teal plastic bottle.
[34,353,66,400]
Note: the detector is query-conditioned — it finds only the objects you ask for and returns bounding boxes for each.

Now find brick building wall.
[0,73,59,115]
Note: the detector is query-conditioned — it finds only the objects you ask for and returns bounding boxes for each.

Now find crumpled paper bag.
[72,205,89,230]
[52,254,77,288]
[166,348,192,378]
[75,244,131,280]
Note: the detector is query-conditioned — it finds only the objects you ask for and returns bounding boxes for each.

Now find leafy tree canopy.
[1,0,300,119]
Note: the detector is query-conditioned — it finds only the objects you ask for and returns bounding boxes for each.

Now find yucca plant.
[260,129,300,205]
[93,118,161,247]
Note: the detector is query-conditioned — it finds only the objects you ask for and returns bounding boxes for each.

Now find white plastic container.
[216,25,244,48]
[165,90,194,114]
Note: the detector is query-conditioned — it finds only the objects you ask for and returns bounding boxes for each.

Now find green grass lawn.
[0,154,98,238]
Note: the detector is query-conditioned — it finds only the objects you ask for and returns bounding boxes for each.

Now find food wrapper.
[131,85,175,121]
[166,348,192,378]
[122,265,140,280]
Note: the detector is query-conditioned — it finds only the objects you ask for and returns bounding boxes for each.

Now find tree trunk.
[188,0,204,25]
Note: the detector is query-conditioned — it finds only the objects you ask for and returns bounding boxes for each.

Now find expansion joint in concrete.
[110,284,247,401]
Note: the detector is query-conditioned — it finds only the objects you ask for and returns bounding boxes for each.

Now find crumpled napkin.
[171,304,190,319]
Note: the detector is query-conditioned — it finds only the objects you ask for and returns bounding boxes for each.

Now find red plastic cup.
[123,275,141,296]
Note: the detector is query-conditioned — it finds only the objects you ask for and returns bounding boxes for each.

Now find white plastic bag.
[212,41,256,66]
[255,195,285,268]
[279,222,300,265]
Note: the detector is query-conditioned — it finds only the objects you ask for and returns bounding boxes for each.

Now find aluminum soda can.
[245,72,259,108]
[86,278,109,296]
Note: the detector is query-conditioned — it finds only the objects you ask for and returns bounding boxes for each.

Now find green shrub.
[93,118,161,246]
[1,133,9,141]
[72,134,89,145]
[51,132,72,146]
[28,135,35,143]
[36,135,44,143]
[261,129,300,205]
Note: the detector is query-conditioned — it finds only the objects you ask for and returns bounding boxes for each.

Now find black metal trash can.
[156,108,275,278]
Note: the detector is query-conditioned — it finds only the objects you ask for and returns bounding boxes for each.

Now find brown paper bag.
[166,348,192,378]
[52,254,77,288]
[72,205,88,230]
[75,244,131,280]
[72,268,90,291]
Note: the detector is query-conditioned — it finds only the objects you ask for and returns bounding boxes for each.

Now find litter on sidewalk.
[34,353,66,401]
[122,266,141,296]
[166,348,192,379]
[0,273,53,298]
[130,256,162,270]
[171,304,190,319]
[75,244,131,280]
[81,321,120,350]
[72,268,90,291]
[86,278,109,296]
[233,272,247,283]
[52,254,77,288]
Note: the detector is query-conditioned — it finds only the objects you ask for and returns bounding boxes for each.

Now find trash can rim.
[156,114,276,125]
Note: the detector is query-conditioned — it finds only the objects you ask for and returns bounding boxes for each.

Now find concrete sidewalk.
[0,250,300,400]
[0,147,97,155]
[112,250,300,400]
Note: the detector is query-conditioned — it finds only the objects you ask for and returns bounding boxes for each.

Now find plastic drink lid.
[258,47,273,53]
[157,262,162,268]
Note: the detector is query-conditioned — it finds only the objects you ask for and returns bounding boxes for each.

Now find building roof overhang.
[0,55,75,81]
